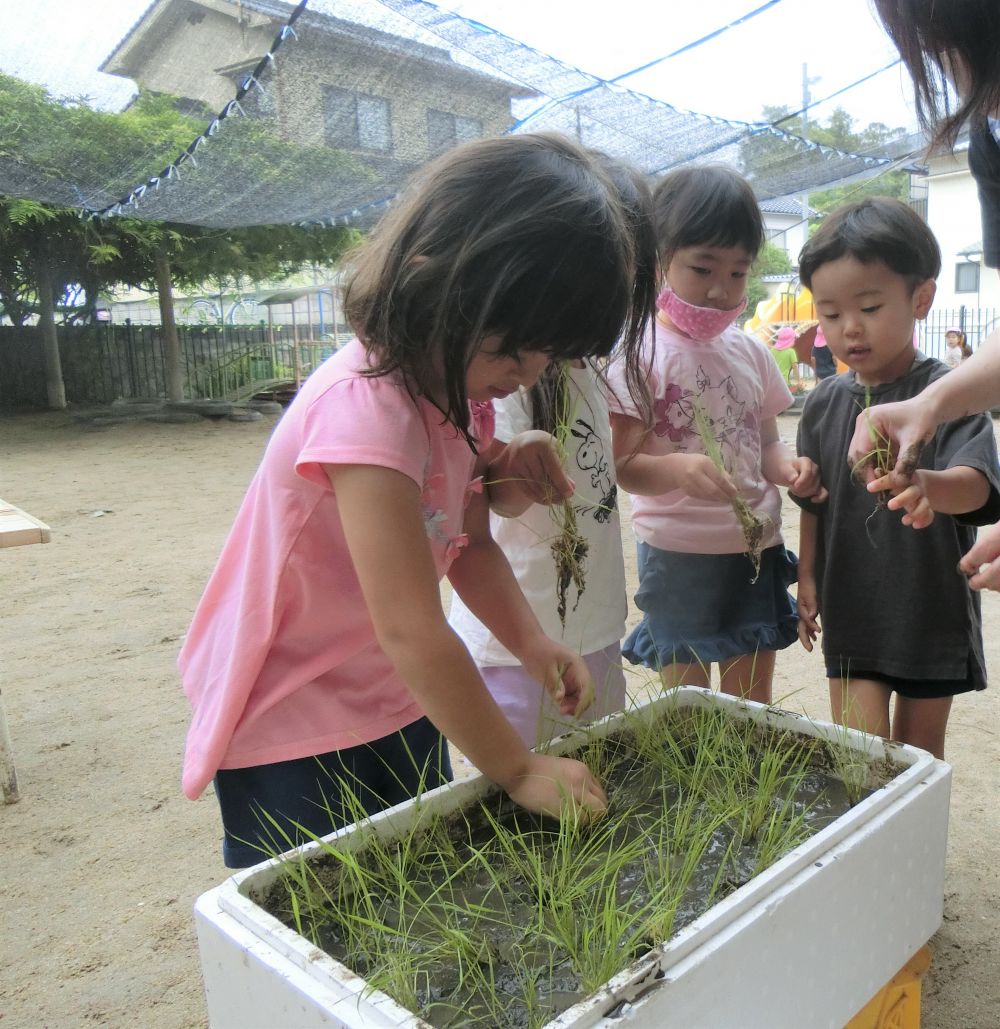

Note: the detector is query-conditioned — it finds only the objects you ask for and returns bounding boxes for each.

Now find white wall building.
[917,145,1000,323]
[760,197,812,266]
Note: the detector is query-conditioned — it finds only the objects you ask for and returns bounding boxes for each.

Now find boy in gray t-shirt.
[792,198,1000,760]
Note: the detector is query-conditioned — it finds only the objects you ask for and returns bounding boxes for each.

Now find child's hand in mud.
[786,456,828,503]
[796,579,821,651]
[505,753,608,822]
[959,523,1000,590]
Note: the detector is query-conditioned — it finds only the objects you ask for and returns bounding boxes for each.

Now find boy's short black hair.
[652,165,764,264]
[799,197,941,291]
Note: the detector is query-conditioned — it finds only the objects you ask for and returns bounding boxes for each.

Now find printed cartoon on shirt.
[652,365,753,471]
[569,417,618,522]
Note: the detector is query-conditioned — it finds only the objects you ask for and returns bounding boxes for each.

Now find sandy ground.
[1,409,998,1029]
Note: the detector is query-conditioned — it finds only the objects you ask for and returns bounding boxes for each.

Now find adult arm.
[847,327,1000,483]
[326,462,606,818]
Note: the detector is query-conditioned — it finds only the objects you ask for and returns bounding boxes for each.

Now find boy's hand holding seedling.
[865,465,992,531]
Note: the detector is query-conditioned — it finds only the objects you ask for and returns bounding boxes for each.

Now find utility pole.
[800,62,821,227]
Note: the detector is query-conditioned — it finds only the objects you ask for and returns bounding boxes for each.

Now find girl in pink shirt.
[179,133,657,867]
[608,165,825,705]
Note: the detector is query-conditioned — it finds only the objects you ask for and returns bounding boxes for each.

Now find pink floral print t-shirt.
[608,320,793,554]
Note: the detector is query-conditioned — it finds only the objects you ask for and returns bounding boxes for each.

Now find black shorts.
[824,662,978,700]
[213,716,452,868]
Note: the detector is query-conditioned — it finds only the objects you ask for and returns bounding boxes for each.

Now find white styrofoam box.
[194,687,951,1029]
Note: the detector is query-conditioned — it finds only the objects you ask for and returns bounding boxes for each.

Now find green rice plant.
[257,698,894,1027]
[850,385,894,543]
[690,397,767,582]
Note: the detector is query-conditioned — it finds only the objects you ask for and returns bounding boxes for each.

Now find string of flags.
[91,0,309,219]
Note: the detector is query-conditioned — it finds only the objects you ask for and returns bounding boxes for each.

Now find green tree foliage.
[746,240,793,317]
[0,73,358,325]
[742,105,909,230]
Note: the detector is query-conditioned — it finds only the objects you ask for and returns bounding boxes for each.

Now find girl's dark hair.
[798,197,941,290]
[651,164,764,266]
[874,0,1000,151]
[343,133,657,444]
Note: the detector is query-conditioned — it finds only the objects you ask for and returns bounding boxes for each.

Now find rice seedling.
[690,398,766,581]
[850,385,894,543]
[257,697,900,1028]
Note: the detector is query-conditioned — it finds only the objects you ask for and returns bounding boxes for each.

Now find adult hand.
[505,753,608,821]
[959,523,1000,590]
[847,397,935,487]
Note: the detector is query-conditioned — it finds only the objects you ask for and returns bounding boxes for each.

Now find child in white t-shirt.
[450,361,628,747]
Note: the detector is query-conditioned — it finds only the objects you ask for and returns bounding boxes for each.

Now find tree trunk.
[155,248,184,402]
[36,267,66,410]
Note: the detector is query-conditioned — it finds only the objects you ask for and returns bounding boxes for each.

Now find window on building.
[427,110,483,155]
[323,87,391,152]
[955,261,980,294]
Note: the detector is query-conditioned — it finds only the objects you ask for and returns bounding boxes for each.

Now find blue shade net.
[0,0,924,229]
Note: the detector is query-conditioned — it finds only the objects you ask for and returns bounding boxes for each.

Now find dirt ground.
[1,409,998,1029]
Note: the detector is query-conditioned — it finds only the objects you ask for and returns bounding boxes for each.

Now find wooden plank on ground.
[0,499,51,548]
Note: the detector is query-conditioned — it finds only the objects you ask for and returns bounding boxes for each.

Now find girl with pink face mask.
[608,165,825,704]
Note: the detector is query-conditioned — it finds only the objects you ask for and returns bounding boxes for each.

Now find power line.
[769,60,902,128]
[607,1,784,85]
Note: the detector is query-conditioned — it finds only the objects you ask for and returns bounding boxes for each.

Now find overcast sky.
[0,0,917,131]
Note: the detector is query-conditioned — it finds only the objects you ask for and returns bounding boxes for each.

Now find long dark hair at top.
[874,0,1000,150]
[343,133,657,445]
[651,164,764,268]
[529,156,657,435]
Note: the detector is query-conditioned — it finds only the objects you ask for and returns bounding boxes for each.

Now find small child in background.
[794,197,1000,760]
[178,133,657,867]
[944,326,974,368]
[768,326,799,385]
[608,165,825,704]
[812,324,838,380]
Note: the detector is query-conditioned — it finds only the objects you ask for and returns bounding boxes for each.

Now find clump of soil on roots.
[553,501,588,627]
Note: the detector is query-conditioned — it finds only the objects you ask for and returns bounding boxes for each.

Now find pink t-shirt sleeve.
[295,376,429,489]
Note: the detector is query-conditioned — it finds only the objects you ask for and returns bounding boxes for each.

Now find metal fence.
[0,322,349,411]
[919,306,1000,362]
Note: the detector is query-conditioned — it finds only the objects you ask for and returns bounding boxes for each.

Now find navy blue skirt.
[624,542,799,670]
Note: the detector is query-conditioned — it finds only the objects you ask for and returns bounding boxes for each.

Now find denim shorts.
[624,542,799,670]
[213,716,452,868]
